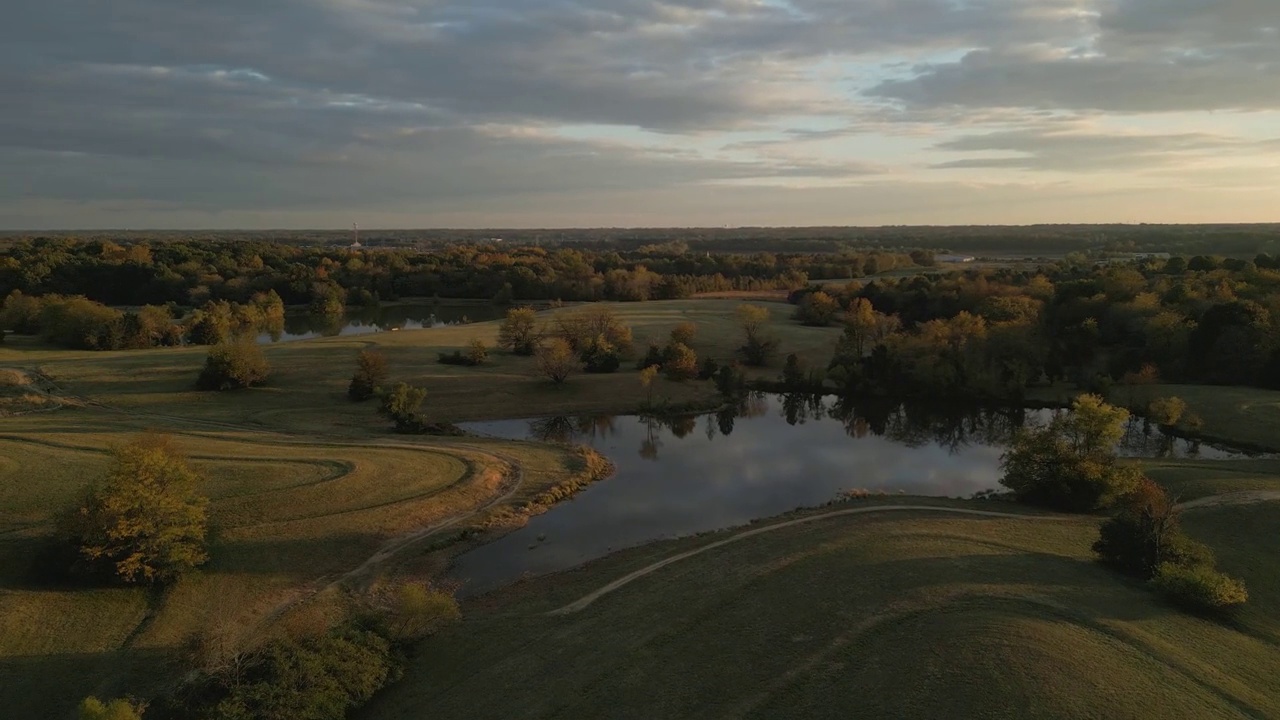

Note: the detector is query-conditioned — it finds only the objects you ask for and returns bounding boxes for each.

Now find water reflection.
[451,393,1267,595]
[256,302,510,343]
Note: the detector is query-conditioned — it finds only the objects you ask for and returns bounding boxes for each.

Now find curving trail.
[548,505,1076,615]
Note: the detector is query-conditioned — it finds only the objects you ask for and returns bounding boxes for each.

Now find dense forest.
[794,253,1280,398]
[0,238,930,308]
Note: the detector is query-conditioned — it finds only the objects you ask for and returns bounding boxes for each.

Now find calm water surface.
[451,394,1261,594]
[257,303,508,343]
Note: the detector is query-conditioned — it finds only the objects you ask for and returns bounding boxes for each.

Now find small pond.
[256,302,508,343]
[451,393,1267,595]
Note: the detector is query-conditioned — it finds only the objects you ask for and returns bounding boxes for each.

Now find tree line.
[794,254,1280,396]
[0,237,930,309]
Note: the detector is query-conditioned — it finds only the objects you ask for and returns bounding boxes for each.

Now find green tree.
[348,349,388,401]
[498,307,540,355]
[536,338,578,385]
[999,394,1139,511]
[379,383,426,431]
[65,435,208,584]
[197,338,270,390]
[79,697,145,720]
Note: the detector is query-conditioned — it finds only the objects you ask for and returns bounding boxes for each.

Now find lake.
[450,393,1266,595]
[256,302,508,343]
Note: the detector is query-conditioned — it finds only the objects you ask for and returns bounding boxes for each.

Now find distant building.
[937,254,976,263]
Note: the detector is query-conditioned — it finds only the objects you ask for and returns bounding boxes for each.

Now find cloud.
[928,125,1265,172]
[4,0,1280,225]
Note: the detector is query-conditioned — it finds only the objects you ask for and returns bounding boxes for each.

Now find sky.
[3,0,1280,229]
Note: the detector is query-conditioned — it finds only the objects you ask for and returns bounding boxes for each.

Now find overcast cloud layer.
[4,0,1279,228]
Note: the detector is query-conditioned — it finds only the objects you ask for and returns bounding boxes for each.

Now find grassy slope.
[363,499,1280,720]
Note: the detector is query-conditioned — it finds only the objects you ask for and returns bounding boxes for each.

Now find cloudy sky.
[4,0,1279,228]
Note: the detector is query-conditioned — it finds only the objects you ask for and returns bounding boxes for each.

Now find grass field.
[363,497,1280,720]
[3,299,1279,718]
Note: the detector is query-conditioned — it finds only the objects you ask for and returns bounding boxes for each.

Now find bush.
[1151,562,1248,612]
[636,342,664,371]
[698,357,720,381]
[197,339,270,390]
[175,628,398,720]
[348,349,388,401]
[466,339,488,365]
[387,584,461,642]
[793,290,841,326]
[437,350,482,367]
[379,383,427,431]
[79,696,145,720]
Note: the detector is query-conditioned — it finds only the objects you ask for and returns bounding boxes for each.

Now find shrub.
[466,339,488,365]
[737,304,778,367]
[63,434,208,584]
[437,350,481,366]
[197,339,270,390]
[379,383,427,431]
[348,349,388,401]
[387,584,461,642]
[180,628,398,720]
[79,696,145,720]
[554,306,633,354]
[1151,562,1248,612]
[698,357,720,381]
[1148,396,1188,427]
[636,342,664,371]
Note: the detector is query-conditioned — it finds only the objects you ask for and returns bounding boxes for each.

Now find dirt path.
[548,505,1076,615]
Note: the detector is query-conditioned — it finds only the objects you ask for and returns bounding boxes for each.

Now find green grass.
[363,499,1280,720]
[1126,383,1280,451]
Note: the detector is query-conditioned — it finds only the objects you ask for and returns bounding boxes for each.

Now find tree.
[999,394,1139,511]
[793,291,841,326]
[638,365,659,406]
[498,307,540,355]
[197,338,270,390]
[555,306,633,354]
[79,697,144,720]
[581,335,621,373]
[348,349,388,401]
[737,304,778,366]
[379,383,426,431]
[663,342,698,381]
[1093,477,1205,577]
[1148,396,1188,427]
[637,342,664,371]
[536,338,578,385]
[466,339,489,366]
[670,321,697,347]
[782,353,806,388]
[65,435,208,584]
